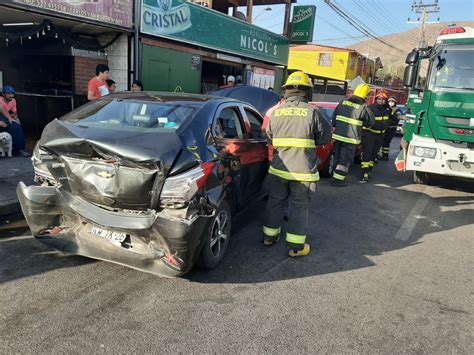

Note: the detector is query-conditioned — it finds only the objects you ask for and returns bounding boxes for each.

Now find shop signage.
[291,5,316,43]
[141,0,289,65]
[11,0,133,28]
[191,55,201,70]
[251,67,275,89]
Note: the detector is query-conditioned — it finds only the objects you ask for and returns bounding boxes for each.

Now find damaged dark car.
[18,92,268,277]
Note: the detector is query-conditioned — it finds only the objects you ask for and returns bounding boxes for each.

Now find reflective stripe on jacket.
[266,95,331,182]
[365,103,392,134]
[332,97,375,145]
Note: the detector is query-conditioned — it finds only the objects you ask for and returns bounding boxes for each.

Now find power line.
[323,0,404,53]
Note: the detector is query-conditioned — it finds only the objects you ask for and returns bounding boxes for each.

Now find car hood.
[36,119,184,210]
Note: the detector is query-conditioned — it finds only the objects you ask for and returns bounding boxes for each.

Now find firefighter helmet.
[283,71,313,88]
[388,96,397,103]
[353,83,370,99]
[375,90,389,100]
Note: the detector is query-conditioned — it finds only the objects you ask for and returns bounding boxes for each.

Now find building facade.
[138,0,290,94]
[0,0,133,139]
[288,44,381,98]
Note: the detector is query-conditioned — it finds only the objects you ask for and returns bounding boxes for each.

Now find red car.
[310,102,337,177]
[311,101,363,177]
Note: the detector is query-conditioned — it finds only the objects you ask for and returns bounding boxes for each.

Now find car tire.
[413,171,433,185]
[197,200,232,270]
[320,152,334,178]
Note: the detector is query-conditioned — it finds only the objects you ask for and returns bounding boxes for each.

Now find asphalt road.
[1,140,473,353]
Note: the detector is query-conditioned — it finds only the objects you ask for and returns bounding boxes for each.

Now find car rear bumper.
[17,182,213,277]
[406,135,474,180]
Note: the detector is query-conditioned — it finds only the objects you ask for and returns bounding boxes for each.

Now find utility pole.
[408,0,440,49]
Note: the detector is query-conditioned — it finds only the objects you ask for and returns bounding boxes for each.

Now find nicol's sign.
[141,0,289,65]
[291,5,316,43]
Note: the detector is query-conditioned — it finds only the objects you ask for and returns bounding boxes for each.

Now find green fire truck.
[402,25,474,184]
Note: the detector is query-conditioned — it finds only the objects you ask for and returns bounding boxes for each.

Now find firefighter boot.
[263,233,280,246]
[359,173,369,183]
[331,179,346,187]
[288,243,311,257]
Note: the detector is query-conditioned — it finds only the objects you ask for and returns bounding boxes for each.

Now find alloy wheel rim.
[210,210,229,257]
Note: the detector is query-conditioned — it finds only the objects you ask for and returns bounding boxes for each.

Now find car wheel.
[413,171,433,185]
[320,152,334,178]
[197,200,232,270]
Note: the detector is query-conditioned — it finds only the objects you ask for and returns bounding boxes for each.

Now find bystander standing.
[87,64,110,101]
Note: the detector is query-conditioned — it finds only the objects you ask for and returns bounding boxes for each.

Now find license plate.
[90,226,126,243]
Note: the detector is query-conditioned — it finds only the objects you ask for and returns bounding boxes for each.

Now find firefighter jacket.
[266,95,331,182]
[388,107,401,128]
[364,103,391,134]
[332,96,375,145]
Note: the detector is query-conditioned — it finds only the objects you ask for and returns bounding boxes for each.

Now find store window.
[318,53,333,67]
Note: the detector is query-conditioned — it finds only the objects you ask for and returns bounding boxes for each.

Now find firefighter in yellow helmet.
[331,83,375,186]
[263,71,331,257]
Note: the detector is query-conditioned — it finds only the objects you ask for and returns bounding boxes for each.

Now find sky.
[244,0,474,47]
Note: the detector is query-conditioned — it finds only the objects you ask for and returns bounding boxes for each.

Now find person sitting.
[0,100,30,157]
[0,85,20,124]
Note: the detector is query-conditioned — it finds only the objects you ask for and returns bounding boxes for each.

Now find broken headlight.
[32,144,56,185]
[160,162,215,209]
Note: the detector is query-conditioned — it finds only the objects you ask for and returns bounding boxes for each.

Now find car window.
[215,107,244,139]
[244,108,263,139]
[62,98,202,132]
[319,107,335,123]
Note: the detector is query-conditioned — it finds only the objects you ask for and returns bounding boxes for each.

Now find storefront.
[0,0,133,139]
[139,0,289,94]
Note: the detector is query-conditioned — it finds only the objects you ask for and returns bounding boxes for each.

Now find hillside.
[348,21,474,73]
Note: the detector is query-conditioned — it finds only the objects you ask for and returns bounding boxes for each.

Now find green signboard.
[291,5,316,43]
[141,0,289,65]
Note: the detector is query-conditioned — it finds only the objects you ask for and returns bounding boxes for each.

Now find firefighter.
[380,96,402,161]
[360,90,391,183]
[263,71,331,257]
[331,83,375,187]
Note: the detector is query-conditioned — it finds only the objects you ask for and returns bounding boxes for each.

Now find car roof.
[99,91,244,104]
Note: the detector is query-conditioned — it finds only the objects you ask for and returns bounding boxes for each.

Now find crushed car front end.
[18,94,220,277]
[17,181,213,277]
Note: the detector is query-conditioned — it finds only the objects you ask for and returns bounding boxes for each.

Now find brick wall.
[73,56,109,95]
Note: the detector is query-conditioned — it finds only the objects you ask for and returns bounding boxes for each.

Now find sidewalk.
[0,156,34,217]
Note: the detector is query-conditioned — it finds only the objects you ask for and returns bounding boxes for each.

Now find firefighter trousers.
[332,140,356,181]
[382,127,397,158]
[263,174,314,250]
[361,131,383,176]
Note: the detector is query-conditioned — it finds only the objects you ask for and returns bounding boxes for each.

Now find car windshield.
[318,107,335,123]
[428,44,474,90]
[62,98,203,131]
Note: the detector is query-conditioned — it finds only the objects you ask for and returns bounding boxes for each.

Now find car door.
[238,105,269,205]
[211,103,248,210]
